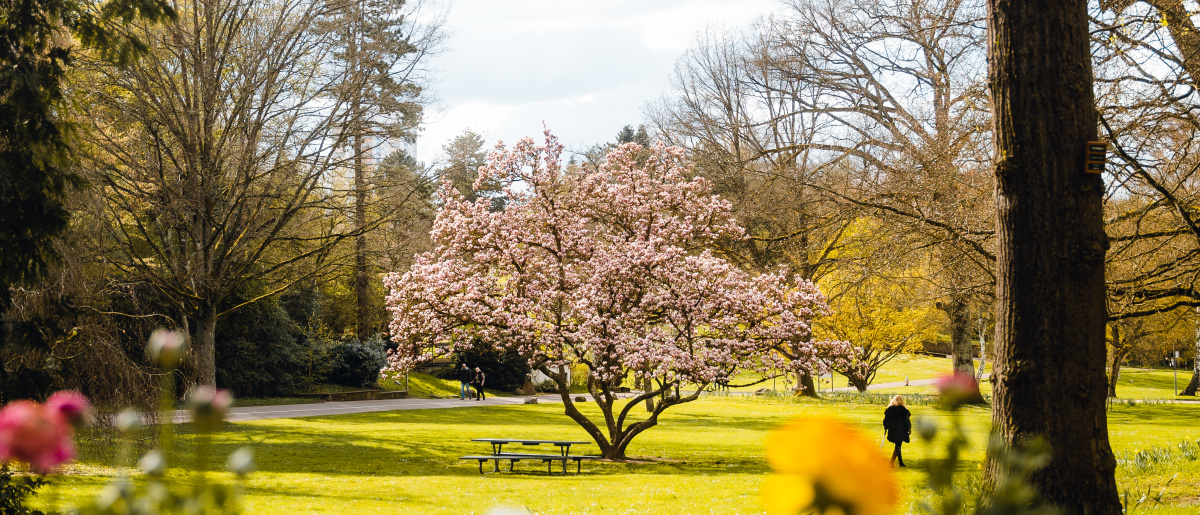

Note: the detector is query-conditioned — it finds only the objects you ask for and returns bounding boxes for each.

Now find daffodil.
[762,417,899,515]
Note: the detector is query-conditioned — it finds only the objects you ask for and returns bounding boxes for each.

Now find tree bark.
[349,5,371,340]
[354,135,370,338]
[194,310,218,387]
[947,296,976,375]
[643,375,654,411]
[976,316,988,379]
[1107,323,1121,398]
[797,370,818,397]
[986,0,1121,509]
[1181,326,1200,396]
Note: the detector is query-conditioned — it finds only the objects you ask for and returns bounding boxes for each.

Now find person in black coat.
[883,395,912,467]
[472,367,486,401]
[457,364,473,400]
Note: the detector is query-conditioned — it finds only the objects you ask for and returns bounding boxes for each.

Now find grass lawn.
[41,395,1200,514]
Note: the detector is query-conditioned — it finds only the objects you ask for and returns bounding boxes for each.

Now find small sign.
[1085,141,1108,174]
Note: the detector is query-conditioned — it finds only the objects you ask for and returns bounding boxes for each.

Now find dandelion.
[761,417,899,515]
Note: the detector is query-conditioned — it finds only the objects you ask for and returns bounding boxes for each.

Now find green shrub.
[325,337,387,388]
[0,471,46,515]
[215,295,310,396]
[452,341,530,392]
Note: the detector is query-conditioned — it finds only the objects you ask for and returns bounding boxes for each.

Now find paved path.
[170,396,531,424]
[167,374,1194,423]
[830,377,939,393]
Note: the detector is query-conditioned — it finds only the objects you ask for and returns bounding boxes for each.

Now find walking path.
[170,396,530,424]
[169,375,1195,423]
[830,377,939,392]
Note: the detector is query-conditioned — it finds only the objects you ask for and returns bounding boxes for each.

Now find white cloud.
[413,0,783,162]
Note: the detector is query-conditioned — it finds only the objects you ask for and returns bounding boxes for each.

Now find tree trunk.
[976,316,988,379]
[849,375,868,393]
[1107,347,1126,399]
[194,310,218,387]
[986,0,1121,509]
[947,296,975,375]
[1181,326,1200,396]
[354,134,369,339]
[349,8,371,340]
[643,375,654,411]
[797,370,818,397]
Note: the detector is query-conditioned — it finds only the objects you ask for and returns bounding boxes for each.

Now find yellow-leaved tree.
[816,273,942,392]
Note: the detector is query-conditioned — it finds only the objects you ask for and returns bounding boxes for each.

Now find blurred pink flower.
[0,399,75,473]
[188,386,233,432]
[936,371,981,408]
[46,390,94,428]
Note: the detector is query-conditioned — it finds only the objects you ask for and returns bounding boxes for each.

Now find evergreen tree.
[0,0,174,398]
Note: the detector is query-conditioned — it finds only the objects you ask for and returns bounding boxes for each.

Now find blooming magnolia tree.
[384,132,848,459]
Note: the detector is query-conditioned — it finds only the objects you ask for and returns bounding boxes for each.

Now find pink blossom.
[187,386,233,433]
[0,400,75,473]
[936,371,980,408]
[46,390,94,428]
[383,131,852,454]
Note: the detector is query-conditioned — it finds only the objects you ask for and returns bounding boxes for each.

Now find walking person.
[883,395,911,467]
[458,364,473,400]
[473,367,487,401]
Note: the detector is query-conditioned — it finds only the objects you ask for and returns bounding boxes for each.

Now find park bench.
[461,438,599,475]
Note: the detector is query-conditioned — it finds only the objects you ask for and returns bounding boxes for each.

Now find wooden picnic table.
[462,438,597,474]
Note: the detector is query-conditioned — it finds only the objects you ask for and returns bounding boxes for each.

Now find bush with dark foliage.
[453,341,530,392]
[215,296,310,397]
[325,337,387,388]
[0,471,46,515]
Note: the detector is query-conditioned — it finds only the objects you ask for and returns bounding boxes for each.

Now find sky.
[412,0,783,164]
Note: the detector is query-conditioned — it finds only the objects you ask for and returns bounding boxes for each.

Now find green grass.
[40,395,1200,514]
[1111,368,1197,400]
[233,397,322,408]
[390,372,513,399]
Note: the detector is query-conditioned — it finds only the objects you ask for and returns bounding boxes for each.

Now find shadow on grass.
[73,404,776,479]
[1108,403,1200,426]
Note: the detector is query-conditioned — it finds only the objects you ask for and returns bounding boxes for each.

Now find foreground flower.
[187,386,233,432]
[147,329,188,370]
[935,371,981,409]
[0,399,76,473]
[762,417,899,515]
[46,390,94,428]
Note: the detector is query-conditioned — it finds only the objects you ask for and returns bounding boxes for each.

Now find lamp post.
[1174,349,1180,396]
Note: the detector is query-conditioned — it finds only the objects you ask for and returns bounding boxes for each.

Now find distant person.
[458,364,473,400]
[883,395,912,467]
[473,367,487,401]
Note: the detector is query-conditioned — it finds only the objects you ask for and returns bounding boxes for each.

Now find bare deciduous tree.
[81,0,363,387]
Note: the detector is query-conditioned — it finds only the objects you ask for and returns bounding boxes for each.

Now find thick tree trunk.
[797,370,818,397]
[194,311,218,387]
[947,296,976,375]
[986,0,1121,509]
[849,375,868,393]
[1181,327,1200,396]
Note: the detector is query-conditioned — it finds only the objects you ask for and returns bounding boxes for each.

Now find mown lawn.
[40,395,1200,514]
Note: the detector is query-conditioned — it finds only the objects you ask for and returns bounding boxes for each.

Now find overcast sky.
[412,0,782,163]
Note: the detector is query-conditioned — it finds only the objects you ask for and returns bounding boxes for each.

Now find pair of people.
[457,364,486,401]
[883,395,911,467]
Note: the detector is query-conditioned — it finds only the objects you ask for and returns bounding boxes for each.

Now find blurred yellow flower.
[761,417,899,515]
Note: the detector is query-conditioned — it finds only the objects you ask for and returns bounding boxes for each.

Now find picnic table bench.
[461,438,599,475]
